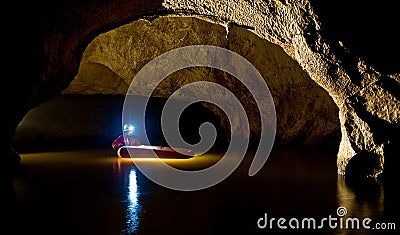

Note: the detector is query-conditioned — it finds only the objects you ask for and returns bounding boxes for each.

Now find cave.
[14,16,341,152]
[2,1,399,234]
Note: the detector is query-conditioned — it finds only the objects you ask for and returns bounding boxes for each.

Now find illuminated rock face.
[63,16,340,146]
[3,0,399,178]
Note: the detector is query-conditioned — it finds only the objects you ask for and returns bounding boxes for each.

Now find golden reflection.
[336,175,384,234]
[117,153,223,171]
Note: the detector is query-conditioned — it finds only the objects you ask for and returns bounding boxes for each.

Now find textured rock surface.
[160,0,400,178]
[3,0,399,179]
[64,16,340,146]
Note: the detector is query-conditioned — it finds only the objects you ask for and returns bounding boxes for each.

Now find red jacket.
[112,134,141,151]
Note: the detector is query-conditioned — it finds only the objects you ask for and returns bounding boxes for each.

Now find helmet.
[123,123,135,135]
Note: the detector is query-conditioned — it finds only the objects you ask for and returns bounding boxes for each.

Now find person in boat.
[112,123,141,151]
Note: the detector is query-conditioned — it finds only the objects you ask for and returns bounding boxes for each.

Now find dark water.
[2,147,399,235]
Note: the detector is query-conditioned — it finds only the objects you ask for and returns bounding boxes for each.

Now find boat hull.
[117,145,195,159]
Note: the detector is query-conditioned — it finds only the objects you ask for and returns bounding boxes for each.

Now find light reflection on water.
[335,175,388,235]
[114,149,394,235]
[12,148,397,235]
[123,169,140,234]
[113,158,142,234]
[337,175,384,219]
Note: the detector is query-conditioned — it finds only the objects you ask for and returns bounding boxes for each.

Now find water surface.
[3,146,398,235]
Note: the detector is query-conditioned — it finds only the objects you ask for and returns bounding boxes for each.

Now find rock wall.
[159,0,400,178]
[63,16,340,146]
[3,0,399,179]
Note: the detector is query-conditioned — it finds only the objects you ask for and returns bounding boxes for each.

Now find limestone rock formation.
[63,16,340,146]
[160,0,400,178]
[3,0,399,179]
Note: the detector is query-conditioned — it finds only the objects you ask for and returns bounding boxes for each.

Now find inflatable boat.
[117,145,195,159]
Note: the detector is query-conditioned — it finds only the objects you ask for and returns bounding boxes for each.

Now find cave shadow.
[13,94,230,154]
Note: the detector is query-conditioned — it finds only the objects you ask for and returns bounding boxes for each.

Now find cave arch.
[4,0,399,179]
[14,15,341,157]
